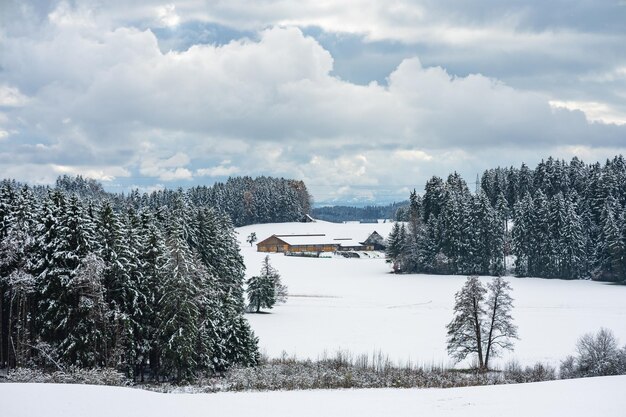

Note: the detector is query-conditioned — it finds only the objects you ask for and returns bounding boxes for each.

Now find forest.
[56,175,312,227]
[386,155,626,282]
[0,175,311,380]
[311,201,408,223]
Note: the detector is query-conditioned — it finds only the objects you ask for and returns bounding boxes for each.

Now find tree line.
[142,176,311,227]
[312,201,408,223]
[386,155,626,282]
[53,174,312,227]
[0,180,262,381]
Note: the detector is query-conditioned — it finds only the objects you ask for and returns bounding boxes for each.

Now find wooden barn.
[256,232,382,254]
[256,234,337,253]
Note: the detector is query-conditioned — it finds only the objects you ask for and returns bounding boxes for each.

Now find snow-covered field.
[238,221,626,367]
[3,376,626,417]
[5,219,626,416]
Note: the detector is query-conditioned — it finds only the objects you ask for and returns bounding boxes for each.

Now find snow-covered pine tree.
[94,200,126,365]
[559,197,587,279]
[0,185,38,367]
[531,190,551,277]
[117,207,149,376]
[35,192,109,367]
[138,209,169,380]
[476,192,504,276]
[594,198,626,282]
[549,192,568,278]
[423,176,446,222]
[385,222,404,272]
[512,192,534,276]
[246,255,284,313]
[158,211,203,381]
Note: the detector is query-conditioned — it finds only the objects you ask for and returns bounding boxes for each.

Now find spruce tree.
[246,256,284,313]
[158,214,203,381]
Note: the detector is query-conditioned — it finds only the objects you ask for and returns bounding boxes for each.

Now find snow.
[3,376,626,417]
[272,234,338,246]
[238,221,626,367]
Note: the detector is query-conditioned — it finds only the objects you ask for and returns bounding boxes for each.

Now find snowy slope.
[237,221,626,367]
[3,376,626,417]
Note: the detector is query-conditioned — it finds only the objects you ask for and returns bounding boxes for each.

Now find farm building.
[256,231,384,253]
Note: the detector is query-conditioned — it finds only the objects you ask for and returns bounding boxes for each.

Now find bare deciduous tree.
[484,276,518,369]
[446,276,518,371]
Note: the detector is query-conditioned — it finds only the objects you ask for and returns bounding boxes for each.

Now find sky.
[1,0,625,204]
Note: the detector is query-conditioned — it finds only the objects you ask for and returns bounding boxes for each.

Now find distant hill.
[311,201,408,223]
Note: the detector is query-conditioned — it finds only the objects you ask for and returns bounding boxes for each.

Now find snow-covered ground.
[238,221,626,367]
[4,376,626,417]
[6,219,625,416]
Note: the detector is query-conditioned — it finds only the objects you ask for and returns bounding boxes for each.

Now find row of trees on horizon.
[55,174,312,227]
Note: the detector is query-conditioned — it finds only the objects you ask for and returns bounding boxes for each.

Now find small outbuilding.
[301,214,316,223]
[361,231,386,251]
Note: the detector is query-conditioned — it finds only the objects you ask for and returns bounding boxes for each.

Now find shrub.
[560,328,626,378]
[6,367,130,386]
[503,360,556,383]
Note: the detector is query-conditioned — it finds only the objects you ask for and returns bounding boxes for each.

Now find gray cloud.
[0,0,625,203]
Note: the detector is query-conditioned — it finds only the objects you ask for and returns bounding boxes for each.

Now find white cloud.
[0,85,29,107]
[0,12,624,201]
[47,1,96,28]
[549,100,626,125]
[196,165,240,177]
[156,4,181,28]
[139,153,193,181]
[394,149,433,161]
[0,163,130,185]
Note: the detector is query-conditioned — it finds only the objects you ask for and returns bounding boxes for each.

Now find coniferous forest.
[386,155,626,283]
[311,202,408,223]
[0,175,311,380]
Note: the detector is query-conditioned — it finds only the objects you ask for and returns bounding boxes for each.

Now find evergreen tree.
[594,199,626,281]
[246,256,284,313]
[385,222,404,272]
[158,214,203,381]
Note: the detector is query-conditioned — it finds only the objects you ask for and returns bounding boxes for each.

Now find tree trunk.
[472,296,484,370]
[484,292,499,370]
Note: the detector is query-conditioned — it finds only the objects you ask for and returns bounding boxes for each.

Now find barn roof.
[275,234,338,246]
[257,231,381,248]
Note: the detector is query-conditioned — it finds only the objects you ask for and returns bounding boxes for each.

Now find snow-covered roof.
[275,234,338,246]
[337,239,369,248]
[270,232,377,247]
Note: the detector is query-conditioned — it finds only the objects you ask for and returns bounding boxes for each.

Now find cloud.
[156,4,180,28]
[549,100,626,126]
[139,153,193,181]
[0,85,29,107]
[196,164,240,177]
[0,1,625,203]
[394,149,433,161]
[0,163,130,185]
